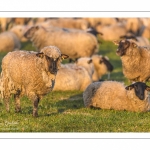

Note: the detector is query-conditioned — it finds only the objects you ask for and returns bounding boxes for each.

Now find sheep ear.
[61,54,69,60]
[146,86,150,91]
[36,52,44,58]
[132,42,137,48]
[125,84,134,90]
[87,59,92,64]
[113,40,119,45]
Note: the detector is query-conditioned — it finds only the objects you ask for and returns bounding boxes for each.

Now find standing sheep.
[24,25,99,60]
[91,55,114,81]
[114,39,150,82]
[0,46,69,117]
[83,81,150,112]
[53,57,94,91]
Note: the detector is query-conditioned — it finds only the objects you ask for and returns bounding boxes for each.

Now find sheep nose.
[139,95,144,100]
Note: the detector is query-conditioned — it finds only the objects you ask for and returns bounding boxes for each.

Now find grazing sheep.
[91,55,114,81]
[114,39,150,82]
[0,25,27,52]
[83,81,150,112]
[0,46,69,117]
[53,57,94,91]
[24,25,99,60]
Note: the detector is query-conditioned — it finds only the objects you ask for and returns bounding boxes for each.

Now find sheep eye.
[134,85,138,90]
[99,60,103,64]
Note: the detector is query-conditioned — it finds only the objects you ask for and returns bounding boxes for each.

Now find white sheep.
[0,46,69,117]
[114,39,150,82]
[38,18,89,30]
[0,25,27,52]
[24,25,99,60]
[53,57,94,91]
[83,81,150,112]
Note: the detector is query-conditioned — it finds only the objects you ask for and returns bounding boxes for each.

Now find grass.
[0,40,150,132]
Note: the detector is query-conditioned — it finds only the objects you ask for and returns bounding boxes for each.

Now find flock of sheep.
[0,17,150,117]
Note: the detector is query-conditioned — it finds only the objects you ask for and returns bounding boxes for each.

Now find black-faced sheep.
[91,55,114,81]
[24,25,99,60]
[0,46,69,117]
[53,57,94,91]
[114,39,150,82]
[83,81,150,112]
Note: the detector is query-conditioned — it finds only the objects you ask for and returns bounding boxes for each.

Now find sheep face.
[125,82,150,100]
[114,40,138,56]
[24,26,39,39]
[36,46,69,75]
[100,56,113,72]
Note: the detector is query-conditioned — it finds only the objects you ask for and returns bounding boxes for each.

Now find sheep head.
[24,25,41,39]
[125,82,150,100]
[100,56,113,72]
[36,46,69,74]
[114,39,138,57]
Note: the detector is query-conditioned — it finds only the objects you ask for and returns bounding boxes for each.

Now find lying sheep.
[114,39,150,82]
[24,25,99,60]
[53,57,94,91]
[0,25,27,52]
[91,55,114,81]
[0,46,69,117]
[83,81,150,112]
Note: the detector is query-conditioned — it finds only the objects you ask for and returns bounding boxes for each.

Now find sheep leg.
[14,94,21,113]
[29,93,40,117]
[33,98,40,117]
[4,97,10,112]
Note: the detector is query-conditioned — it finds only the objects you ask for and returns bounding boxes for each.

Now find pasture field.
[0,40,150,132]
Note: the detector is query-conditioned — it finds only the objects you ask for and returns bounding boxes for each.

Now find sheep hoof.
[15,108,22,113]
[33,112,38,117]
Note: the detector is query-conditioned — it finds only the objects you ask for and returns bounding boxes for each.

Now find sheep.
[40,18,89,30]
[53,57,94,91]
[24,25,99,60]
[83,81,150,112]
[91,55,114,81]
[0,25,27,52]
[0,18,12,32]
[0,46,69,117]
[95,22,127,41]
[114,39,150,82]
[120,35,150,47]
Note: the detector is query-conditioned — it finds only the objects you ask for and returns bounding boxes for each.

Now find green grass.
[0,40,150,132]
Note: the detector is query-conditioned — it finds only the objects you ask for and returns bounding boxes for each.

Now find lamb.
[91,54,114,81]
[24,25,99,60]
[0,46,69,117]
[114,39,150,82]
[0,25,27,52]
[83,81,150,112]
[53,57,94,91]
